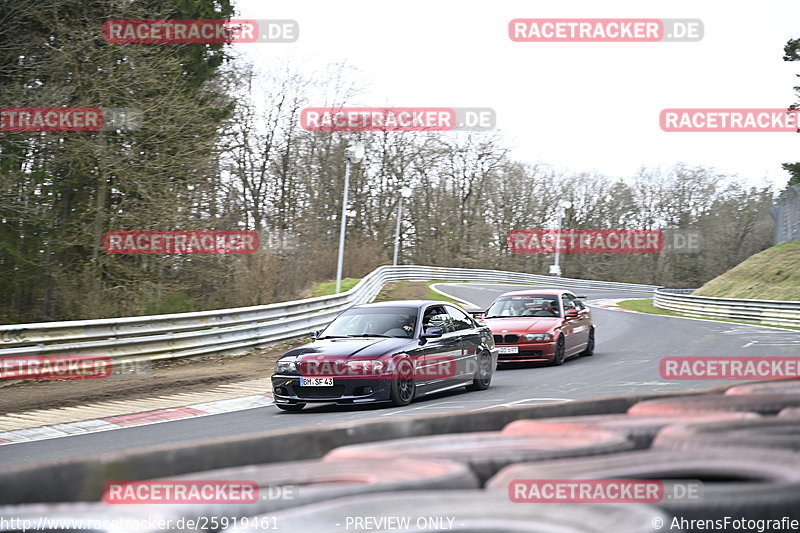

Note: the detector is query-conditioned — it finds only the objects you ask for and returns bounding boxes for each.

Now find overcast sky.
[232,0,800,188]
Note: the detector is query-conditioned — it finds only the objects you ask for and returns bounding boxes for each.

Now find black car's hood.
[282,337,414,360]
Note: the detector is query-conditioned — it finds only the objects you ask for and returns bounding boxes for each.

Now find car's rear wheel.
[276,403,305,412]
[466,351,492,391]
[552,335,566,366]
[581,328,595,357]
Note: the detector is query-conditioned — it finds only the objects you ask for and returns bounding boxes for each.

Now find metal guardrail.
[0,265,659,365]
[654,287,800,327]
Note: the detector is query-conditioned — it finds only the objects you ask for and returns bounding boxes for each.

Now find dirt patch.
[373,281,459,303]
[0,341,306,415]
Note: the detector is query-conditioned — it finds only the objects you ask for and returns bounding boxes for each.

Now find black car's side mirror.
[419,327,443,344]
[465,308,486,320]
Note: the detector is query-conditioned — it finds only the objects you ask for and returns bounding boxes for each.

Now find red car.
[469,289,595,366]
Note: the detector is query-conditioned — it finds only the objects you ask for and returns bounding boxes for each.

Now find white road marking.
[470,397,573,411]
[428,284,481,308]
[379,401,467,417]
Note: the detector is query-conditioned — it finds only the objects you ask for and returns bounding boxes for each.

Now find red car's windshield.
[486,295,560,318]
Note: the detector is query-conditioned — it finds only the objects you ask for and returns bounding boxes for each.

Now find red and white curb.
[0,393,274,446]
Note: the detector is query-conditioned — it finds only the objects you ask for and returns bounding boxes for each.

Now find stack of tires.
[3,382,800,532]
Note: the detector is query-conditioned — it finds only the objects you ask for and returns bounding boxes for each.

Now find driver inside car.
[502,300,527,316]
[382,314,416,337]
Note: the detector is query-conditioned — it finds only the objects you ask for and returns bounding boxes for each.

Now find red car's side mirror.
[565,309,580,319]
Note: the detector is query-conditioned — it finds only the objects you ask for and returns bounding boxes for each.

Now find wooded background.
[0,0,780,323]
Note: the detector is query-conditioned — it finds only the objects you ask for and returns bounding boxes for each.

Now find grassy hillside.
[310,278,361,297]
[693,241,800,300]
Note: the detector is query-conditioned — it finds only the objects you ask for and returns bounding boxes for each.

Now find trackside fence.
[654,288,800,328]
[0,266,656,365]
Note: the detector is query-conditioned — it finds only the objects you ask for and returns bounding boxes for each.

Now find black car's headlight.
[524,333,553,342]
[275,360,297,373]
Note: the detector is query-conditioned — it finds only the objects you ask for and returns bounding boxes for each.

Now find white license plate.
[498,346,519,354]
[300,377,334,386]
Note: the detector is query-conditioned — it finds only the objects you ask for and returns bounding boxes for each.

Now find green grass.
[617,299,685,316]
[373,281,465,306]
[693,241,800,301]
[310,278,360,297]
[616,298,800,331]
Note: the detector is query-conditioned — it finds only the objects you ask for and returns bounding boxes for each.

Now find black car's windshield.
[486,295,560,318]
[320,307,418,338]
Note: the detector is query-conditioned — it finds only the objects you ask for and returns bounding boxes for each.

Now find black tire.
[780,407,800,417]
[503,411,758,449]
[725,380,800,395]
[389,359,415,406]
[276,403,305,412]
[581,328,595,356]
[486,447,800,525]
[231,491,672,533]
[551,335,566,366]
[628,393,800,416]
[129,458,477,526]
[465,351,492,391]
[324,428,634,484]
[653,418,800,452]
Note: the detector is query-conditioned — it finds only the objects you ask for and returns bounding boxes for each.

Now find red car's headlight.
[524,333,553,342]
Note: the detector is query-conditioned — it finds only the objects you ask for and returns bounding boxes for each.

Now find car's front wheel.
[389,375,415,406]
[552,335,566,366]
[466,351,492,391]
[276,403,305,412]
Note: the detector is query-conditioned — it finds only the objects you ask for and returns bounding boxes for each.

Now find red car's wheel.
[552,335,566,365]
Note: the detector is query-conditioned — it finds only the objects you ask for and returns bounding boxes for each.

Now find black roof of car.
[352,300,452,309]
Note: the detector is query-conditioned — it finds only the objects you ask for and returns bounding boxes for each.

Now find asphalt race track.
[3,283,800,467]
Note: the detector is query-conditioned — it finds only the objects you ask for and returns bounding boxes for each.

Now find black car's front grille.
[296,385,345,399]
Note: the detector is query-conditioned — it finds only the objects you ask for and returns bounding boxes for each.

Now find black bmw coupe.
[271,300,498,411]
